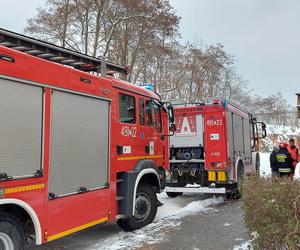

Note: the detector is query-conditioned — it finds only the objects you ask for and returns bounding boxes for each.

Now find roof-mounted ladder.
[0,28,128,75]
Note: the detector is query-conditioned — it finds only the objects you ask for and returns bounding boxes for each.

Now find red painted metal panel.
[0,44,170,243]
[204,108,228,170]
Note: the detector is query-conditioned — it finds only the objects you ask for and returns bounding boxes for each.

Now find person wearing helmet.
[275,142,293,177]
[287,138,299,177]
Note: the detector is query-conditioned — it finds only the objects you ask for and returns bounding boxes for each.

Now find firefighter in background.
[287,138,299,177]
[270,146,280,177]
[275,142,293,177]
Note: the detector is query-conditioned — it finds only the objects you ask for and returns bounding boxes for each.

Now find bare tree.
[25,0,294,128]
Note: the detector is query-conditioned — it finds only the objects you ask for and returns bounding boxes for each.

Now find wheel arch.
[0,199,42,245]
[117,160,160,217]
[132,168,160,216]
[235,157,245,181]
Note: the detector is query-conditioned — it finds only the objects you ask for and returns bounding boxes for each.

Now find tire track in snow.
[89,194,224,250]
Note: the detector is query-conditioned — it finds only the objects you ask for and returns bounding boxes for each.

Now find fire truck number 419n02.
[0,29,176,249]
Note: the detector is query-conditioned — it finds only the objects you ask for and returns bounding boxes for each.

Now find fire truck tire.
[227,163,244,200]
[0,212,26,250]
[166,192,183,198]
[117,183,157,231]
[234,163,244,199]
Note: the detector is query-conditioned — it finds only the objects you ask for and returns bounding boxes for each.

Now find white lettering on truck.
[121,126,137,137]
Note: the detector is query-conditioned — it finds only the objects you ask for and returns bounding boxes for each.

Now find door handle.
[145,145,150,154]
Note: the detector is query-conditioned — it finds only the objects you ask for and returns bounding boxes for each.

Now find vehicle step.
[116,179,123,183]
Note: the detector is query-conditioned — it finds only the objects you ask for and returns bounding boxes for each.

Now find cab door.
[115,93,164,169]
[143,99,164,164]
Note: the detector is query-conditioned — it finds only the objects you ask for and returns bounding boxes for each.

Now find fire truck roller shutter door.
[226,111,234,160]
[0,78,43,179]
[233,114,244,155]
[49,90,109,197]
[243,118,252,160]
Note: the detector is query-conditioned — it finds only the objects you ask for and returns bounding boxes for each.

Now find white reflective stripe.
[278,168,291,173]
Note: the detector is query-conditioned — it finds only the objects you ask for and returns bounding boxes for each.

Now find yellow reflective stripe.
[5,183,45,195]
[276,154,287,163]
[117,154,163,161]
[47,217,109,242]
[278,168,291,173]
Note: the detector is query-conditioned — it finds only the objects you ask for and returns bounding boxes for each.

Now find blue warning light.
[139,83,154,91]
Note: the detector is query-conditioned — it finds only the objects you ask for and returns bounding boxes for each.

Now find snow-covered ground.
[260,152,272,177]
[88,194,224,250]
[89,151,281,250]
[233,241,252,250]
[42,124,295,250]
[105,123,297,250]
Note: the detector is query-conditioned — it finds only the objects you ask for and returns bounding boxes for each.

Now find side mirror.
[162,102,176,136]
[261,122,267,138]
[166,103,175,125]
[257,122,267,139]
[167,104,176,134]
[169,123,176,133]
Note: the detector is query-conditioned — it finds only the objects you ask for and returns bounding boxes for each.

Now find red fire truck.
[0,29,174,248]
[165,100,266,197]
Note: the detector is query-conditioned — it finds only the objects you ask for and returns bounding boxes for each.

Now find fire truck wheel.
[117,183,157,231]
[0,212,26,250]
[227,164,244,200]
[166,192,183,198]
[234,164,244,199]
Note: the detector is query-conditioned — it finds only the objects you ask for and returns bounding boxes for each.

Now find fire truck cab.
[165,100,266,198]
[0,29,173,248]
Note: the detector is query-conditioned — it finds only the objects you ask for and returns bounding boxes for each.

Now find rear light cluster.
[211,161,228,168]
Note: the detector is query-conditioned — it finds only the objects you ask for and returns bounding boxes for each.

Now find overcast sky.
[1,0,299,106]
[170,0,300,106]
